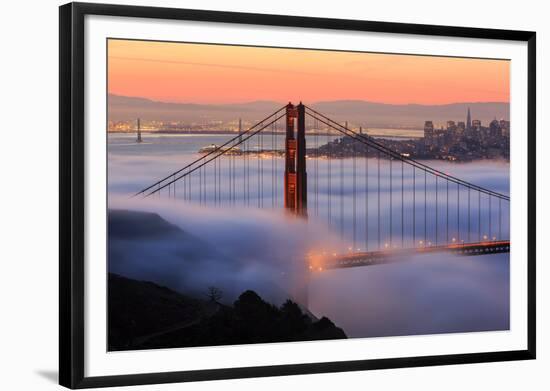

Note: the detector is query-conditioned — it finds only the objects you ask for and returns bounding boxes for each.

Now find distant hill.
[108,94,282,123]
[108,94,509,128]
[311,100,509,128]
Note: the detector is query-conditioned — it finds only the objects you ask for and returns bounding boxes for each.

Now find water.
[108,132,510,338]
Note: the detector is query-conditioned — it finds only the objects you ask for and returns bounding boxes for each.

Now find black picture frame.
[59,2,536,388]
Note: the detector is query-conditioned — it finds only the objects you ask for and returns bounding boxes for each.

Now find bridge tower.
[284,103,309,308]
[284,103,297,212]
[284,102,307,217]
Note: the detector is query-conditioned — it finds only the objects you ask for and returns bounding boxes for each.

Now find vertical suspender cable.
[446,180,449,244]
[365,145,369,251]
[457,183,460,242]
[424,171,428,246]
[248,132,251,206]
[489,195,493,240]
[401,160,405,248]
[257,130,260,208]
[243,138,246,206]
[315,119,318,216]
[468,188,471,242]
[340,140,344,240]
[378,150,381,249]
[478,191,481,241]
[271,123,275,208]
[413,166,416,247]
[435,175,439,246]
[260,126,264,208]
[499,198,502,240]
[390,156,393,247]
[275,121,278,208]
[353,137,356,251]
[328,125,332,227]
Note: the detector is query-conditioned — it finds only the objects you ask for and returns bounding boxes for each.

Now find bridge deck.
[313,241,510,270]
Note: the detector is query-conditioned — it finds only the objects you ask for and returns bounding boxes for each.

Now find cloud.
[108,196,343,306]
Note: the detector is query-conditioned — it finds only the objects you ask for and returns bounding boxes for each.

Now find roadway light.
[483,235,488,240]
[452,238,456,243]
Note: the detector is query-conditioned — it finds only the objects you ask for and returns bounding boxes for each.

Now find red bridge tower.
[284,102,307,217]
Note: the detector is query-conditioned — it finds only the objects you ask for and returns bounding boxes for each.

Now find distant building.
[472,119,482,131]
[424,121,434,146]
[466,107,472,131]
[457,121,465,136]
[500,120,510,137]
[489,119,502,138]
[446,121,458,143]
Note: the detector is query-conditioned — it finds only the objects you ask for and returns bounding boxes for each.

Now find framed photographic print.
[59,2,536,388]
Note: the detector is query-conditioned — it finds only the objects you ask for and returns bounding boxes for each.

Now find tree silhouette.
[206,286,223,302]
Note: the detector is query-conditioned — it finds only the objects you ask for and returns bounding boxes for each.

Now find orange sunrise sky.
[108,39,510,105]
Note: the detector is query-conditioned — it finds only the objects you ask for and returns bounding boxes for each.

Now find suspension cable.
[141,112,285,197]
[304,107,509,201]
[133,106,286,197]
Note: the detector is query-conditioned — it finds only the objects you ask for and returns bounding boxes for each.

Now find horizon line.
[108,93,510,107]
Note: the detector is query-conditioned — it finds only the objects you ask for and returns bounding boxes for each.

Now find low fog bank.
[107,138,511,338]
[108,196,342,306]
[309,252,509,338]
[108,196,510,339]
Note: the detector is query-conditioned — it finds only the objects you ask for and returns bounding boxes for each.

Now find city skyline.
[108,39,510,105]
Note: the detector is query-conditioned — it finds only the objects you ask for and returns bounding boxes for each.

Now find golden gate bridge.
[133,103,510,272]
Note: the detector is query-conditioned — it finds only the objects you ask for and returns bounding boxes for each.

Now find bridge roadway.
[312,240,510,270]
